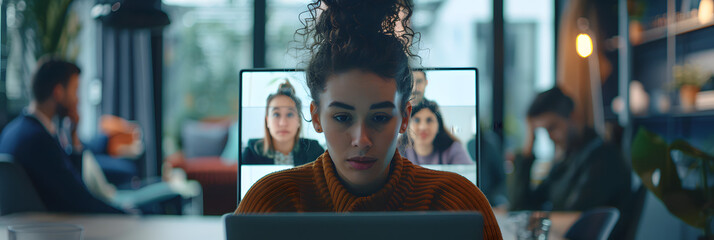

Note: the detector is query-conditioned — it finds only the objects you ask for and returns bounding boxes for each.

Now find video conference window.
[239,69,478,199]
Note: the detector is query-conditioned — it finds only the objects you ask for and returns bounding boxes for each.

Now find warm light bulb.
[576,33,593,58]
[700,0,714,24]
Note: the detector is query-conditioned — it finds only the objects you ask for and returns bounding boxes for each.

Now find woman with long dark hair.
[235,1,501,238]
[399,99,473,165]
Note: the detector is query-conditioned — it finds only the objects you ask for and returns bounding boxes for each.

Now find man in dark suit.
[0,57,124,214]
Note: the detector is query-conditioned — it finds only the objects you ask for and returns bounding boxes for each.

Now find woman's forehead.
[321,70,401,109]
[414,108,435,117]
[269,95,297,106]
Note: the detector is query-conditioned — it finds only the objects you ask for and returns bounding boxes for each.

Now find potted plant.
[673,64,710,112]
[632,127,714,239]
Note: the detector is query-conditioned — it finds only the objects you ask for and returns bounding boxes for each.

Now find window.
[162,0,253,156]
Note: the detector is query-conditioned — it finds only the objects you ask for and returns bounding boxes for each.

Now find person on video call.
[398,99,473,165]
[509,87,630,212]
[235,1,501,238]
[0,57,124,214]
[410,70,428,104]
[241,80,324,165]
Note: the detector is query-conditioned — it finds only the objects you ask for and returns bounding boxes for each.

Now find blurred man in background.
[0,57,125,214]
[509,87,630,212]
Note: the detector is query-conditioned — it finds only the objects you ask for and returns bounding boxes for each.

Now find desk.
[0,213,223,240]
[495,211,581,240]
[1,211,579,240]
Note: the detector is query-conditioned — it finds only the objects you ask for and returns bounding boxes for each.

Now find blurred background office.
[1,0,713,239]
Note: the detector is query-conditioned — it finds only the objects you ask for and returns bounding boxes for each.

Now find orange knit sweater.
[235,151,502,239]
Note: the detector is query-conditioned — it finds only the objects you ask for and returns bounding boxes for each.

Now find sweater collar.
[314,150,409,212]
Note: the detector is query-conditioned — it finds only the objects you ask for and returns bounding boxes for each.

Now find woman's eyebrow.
[328,102,355,110]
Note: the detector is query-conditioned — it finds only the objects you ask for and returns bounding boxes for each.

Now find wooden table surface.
[0,213,223,240]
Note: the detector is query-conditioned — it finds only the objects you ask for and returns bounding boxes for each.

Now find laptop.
[224,211,484,240]
[237,68,480,202]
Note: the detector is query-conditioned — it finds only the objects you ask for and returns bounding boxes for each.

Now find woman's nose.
[351,123,373,149]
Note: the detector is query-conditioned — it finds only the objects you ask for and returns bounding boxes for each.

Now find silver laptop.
[224,211,484,240]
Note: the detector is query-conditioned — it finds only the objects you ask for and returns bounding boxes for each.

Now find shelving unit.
[632,109,714,120]
[637,17,714,45]
[622,0,714,126]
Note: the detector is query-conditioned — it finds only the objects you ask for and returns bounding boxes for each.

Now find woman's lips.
[346,157,378,170]
[418,132,429,139]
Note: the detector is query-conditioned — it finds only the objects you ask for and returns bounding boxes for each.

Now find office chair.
[565,207,620,240]
[0,154,46,216]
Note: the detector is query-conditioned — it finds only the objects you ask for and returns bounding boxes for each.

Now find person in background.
[467,129,508,208]
[398,99,473,165]
[509,87,630,212]
[235,1,501,239]
[410,70,428,104]
[241,80,324,165]
[0,57,124,214]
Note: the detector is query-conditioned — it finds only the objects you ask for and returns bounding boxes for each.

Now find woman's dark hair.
[31,56,81,102]
[400,99,459,152]
[527,87,574,118]
[297,0,418,116]
[259,80,303,156]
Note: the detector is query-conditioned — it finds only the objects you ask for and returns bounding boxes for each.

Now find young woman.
[399,99,473,165]
[241,80,324,165]
[235,1,501,238]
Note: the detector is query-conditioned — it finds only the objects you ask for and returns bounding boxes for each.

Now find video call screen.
[238,68,479,201]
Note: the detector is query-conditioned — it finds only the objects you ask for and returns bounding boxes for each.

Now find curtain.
[100,27,159,179]
[556,0,612,129]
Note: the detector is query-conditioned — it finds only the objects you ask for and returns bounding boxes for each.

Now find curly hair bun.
[300,0,417,110]
[306,0,415,56]
[277,80,296,96]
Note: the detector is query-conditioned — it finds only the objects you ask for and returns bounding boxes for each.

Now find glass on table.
[8,223,83,240]
[507,211,552,240]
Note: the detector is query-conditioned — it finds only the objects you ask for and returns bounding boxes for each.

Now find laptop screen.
[236,68,479,201]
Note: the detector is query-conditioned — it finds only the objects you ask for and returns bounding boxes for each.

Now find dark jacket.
[509,128,631,211]
[0,114,124,214]
[242,138,325,166]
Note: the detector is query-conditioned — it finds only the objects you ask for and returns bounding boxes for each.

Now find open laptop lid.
[236,68,479,203]
[224,211,484,240]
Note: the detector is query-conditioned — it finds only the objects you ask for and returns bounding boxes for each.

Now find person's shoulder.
[0,116,49,145]
[446,141,467,152]
[299,138,323,149]
[409,164,490,210]
[411,164,476,190]
[246,138,261,146]
[243,139,263,155]
[299,138,320,145]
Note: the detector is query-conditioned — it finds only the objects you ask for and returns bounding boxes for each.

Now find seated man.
[0,57,124,214]
[509,87,630,212]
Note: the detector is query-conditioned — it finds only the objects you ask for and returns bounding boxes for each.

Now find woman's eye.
[287,112,295,118]
[373,114,392,123]
[333,114,351,122]
[273,113,280,118]
[413,118,420,123]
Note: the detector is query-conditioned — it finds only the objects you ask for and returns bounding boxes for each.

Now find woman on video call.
[235,0,501,238]
[399,99,473,165]
[241,80,324,165]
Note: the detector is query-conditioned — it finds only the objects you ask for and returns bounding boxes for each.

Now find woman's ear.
[310,102,322,133]
[399,101,412,134]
